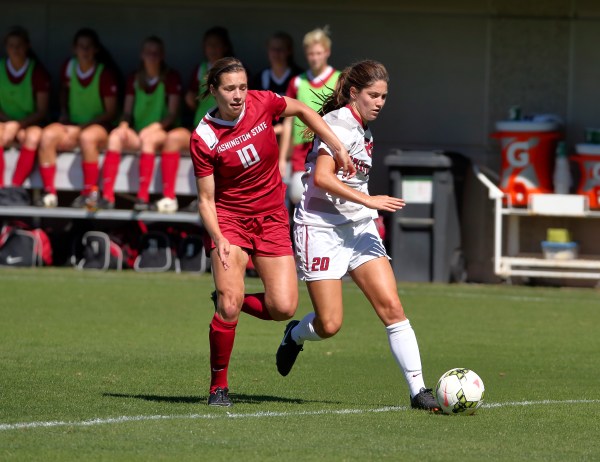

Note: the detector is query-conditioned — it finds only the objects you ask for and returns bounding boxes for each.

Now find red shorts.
[291,142,312,173]
[204,207,293,257]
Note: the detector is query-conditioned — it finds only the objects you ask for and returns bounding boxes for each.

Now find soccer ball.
[435,368,485,415]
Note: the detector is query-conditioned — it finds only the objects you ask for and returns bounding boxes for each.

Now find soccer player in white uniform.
[190,57,354,407]
[276,60,440,411]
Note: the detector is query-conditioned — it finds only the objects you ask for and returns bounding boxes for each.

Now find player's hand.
[365,195,406,212]
[279,158,288,178]
[334,147,356,179]
[214,237,231,270]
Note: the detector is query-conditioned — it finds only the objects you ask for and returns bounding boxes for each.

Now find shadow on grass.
[103,392,340,405]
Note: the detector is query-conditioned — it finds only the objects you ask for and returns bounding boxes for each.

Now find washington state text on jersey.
[215,121,269,153]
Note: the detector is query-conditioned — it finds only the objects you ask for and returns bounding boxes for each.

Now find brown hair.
[320,60,389,115]
[201,57,247,100]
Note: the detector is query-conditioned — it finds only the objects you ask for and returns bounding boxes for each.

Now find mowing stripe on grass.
[1,399,598,432]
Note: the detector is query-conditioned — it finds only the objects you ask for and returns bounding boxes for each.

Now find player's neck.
[271,63,288,78]
[310,64,328,78]
[8,56,27,71]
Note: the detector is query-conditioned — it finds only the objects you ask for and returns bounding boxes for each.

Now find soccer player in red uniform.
[0,26,50,189]
[276,60,440,411]
[38,28,118,208]
[101,36,182,212]
[190,57,354,406]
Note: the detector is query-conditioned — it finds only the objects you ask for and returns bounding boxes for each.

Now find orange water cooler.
[491,121,562,207]
[573,143,600,209]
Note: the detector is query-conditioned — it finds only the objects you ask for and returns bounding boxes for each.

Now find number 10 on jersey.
[237,144,261,168]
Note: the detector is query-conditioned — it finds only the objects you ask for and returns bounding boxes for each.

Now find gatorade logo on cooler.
[507,141,530,167]
[581,161,600,191]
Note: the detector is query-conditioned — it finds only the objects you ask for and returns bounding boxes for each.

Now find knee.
[377,298,406,325]
[40,126,60,147]
[107,132,121,151]
[25,127,42,147]
[216,290,243,322]
[269,299,297,321]
[318,317,342,338]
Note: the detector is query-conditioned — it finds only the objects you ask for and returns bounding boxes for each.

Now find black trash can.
[384,150,466,283]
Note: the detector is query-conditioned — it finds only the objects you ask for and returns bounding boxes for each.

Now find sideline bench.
[0,148,201,224]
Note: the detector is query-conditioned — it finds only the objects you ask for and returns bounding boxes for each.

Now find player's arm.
[313,151,405,212]
[120,94,134,125]
[196,175,230,270]
[18,91,49,128]
[277,117,293,177]
[160,93,180,130]
[282,96,356,178]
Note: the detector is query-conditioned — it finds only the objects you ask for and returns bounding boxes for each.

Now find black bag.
[0,187,30,206]
[0,227,52,267]
[175,234,207,273]
[134,231,174,272]
[72,231,123,271]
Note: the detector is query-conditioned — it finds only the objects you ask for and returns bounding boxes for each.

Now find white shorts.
[294,219,389,281]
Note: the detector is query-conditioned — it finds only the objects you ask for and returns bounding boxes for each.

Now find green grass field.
[1,268,599,461]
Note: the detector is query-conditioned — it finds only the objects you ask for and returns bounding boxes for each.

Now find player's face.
[204,36,228,64]
[351,80,388,123]
[268,38,290,67]
[212,70,248,121]
[74,37,98,65]
[141,42,164,73]
[305,43,330,74]
[5,36,28,63]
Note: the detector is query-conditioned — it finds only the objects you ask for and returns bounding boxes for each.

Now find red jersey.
[190,90,287,217]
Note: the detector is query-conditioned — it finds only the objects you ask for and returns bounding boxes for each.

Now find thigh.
[163,127,191,152]
[252,254,298,315]
[1,121,21,145]
[350,256,406,326]
[56,125,81,151]
[211,244,249,322]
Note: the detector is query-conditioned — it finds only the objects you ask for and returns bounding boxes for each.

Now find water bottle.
[553,141,571,194]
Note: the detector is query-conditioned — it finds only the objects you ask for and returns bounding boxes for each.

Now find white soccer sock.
[291,312,322,345]
[386,319,426,398]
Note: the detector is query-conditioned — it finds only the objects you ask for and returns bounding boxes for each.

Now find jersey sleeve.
[125,74,136,96]
[190,131,215,178]
[32,62,51,93]
[99,68,118,98]
[318,118,356,156]
[165,69,182,95]
[285,77,298,99]
[262,90,287,119]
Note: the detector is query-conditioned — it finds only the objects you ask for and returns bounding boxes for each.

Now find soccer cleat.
[410,387,441,412]
[276,320,303,376]
[207,387,232,407]
[133,198,150,212]
[97,197,115,210]
[40,193,58,208]
[155,196,178,213]
[71,194,88,208]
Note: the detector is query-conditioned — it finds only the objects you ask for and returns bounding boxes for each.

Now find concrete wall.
[3,0,600,281]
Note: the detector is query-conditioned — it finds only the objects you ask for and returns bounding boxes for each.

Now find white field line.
[1,399,598,432]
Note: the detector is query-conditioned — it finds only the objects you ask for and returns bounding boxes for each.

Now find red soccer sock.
[138,152,155,202]
[0,146,5,187]
[11,147,37,187]
[101,150,121,202]
[209,314,238,393]
[82,161,99,195]
[39,164,56,194]
[160,151,179,199]
[241,293,273,321]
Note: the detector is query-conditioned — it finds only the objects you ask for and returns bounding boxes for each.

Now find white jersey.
[294,105,378,227]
